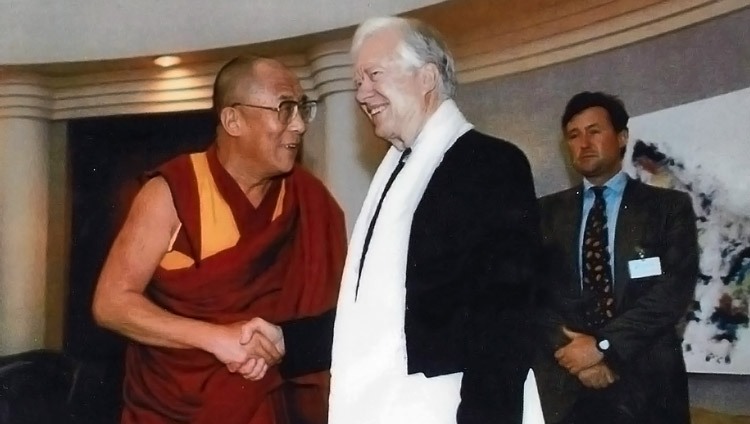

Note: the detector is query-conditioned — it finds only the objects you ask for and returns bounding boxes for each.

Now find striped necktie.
[582,186,615,328]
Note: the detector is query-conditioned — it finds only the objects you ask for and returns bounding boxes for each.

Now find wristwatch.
[596,336,611,353]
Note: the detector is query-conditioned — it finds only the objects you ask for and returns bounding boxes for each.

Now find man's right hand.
[203,318,285,381]
[235,318,285,380]
[555,327,603,374]
[577,362,618,389]
[206,322,254,368]
[206,321,281,373]
[239,317,285,358]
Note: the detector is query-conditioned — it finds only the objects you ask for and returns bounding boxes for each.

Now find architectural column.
[308,40,388,234]
[0,74,53,354]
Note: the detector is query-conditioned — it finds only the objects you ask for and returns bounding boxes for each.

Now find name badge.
[628,257,662,279]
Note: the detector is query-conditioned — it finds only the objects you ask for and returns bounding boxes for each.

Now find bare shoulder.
[124,176,179,236]
[137,175,172,204]
[94,176,180,302]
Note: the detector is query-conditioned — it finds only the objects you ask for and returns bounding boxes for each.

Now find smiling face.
[228,61,306,177]
[353,28,433,149]
[565,106,628,185]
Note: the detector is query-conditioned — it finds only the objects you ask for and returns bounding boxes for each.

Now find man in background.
[534,91,698,424]
[92,56,346,424]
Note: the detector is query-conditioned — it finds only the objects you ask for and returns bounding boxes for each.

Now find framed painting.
[623,87,750,374]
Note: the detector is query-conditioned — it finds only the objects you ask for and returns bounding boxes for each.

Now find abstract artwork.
[623,87,750,374]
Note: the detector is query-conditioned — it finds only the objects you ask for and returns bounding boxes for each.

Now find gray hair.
[351,17,457,99]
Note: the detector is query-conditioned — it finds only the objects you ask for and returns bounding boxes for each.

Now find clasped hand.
[555,327,618,389]
[210,317,285,381]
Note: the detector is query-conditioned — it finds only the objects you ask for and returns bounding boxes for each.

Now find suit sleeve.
[278,308,336,379]
[457,144,542,424]
[535,196,583,352]
[599,192,698,365]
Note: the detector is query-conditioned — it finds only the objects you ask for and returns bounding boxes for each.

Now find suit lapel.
[562,186,584,297]
[613,178,646,309]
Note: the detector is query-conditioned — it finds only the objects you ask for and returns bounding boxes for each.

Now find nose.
[355,78,373,104]
[287,108,305,134]
[578,133,592,148]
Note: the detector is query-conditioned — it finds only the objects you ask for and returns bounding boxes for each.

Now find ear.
[617,129,629,148]
[220,106,243,137]
[419,63,440,95]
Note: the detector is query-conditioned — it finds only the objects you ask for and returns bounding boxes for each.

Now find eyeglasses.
[231,99,318,124]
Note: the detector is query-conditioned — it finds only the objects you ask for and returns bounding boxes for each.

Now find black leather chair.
[0,350,79,424]
[0,349,123,424]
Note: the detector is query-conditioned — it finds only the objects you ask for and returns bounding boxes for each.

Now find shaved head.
[212,56,292,118]
[212,56,307,182]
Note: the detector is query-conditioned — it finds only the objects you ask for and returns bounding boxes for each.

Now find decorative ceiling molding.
[308,40,354,99]
[0,0,746,120]
[0,74,52,119]
[45,57,316,120]
[456,0,748,83]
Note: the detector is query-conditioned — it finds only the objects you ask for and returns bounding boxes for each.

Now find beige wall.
[45,121,70,349]
[0,117,50,353]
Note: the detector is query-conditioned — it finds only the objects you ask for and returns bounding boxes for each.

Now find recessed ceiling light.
[154,55,182,68]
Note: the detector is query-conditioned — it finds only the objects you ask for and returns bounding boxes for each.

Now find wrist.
[193,322,224,353]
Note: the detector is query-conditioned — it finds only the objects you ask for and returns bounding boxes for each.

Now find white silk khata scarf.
[328,99,544,424]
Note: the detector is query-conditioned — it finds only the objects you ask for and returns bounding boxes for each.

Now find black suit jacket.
[534,178,698,424]
[281,130,541,424]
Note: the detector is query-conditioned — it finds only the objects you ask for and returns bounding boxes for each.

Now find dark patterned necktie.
[582,186,615,328]
[355,148,412,300]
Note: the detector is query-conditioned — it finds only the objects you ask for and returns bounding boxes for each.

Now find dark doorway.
[65,110,215,422]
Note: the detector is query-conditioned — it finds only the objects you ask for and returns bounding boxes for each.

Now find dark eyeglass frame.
[231,99,318,124]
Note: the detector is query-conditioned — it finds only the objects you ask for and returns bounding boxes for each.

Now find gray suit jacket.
[534,178,698,424]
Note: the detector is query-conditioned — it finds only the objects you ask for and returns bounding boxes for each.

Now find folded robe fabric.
[122,144,346,424]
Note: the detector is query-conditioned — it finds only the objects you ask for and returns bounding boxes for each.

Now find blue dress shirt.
[578,171,628,288]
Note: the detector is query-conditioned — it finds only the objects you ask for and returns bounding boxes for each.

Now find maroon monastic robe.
[121,145,346,424]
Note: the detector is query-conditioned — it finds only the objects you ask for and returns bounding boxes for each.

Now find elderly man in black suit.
[534,91,698,424]
[238,16,544,424]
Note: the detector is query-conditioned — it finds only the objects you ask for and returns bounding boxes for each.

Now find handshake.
[207,317,285,381]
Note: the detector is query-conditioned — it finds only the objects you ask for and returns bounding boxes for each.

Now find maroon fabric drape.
[122,146,346,424]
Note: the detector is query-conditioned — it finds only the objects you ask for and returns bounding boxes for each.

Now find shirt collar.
[583,170,628,195]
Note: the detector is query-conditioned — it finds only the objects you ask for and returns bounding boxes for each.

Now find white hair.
[351,16,457,99]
